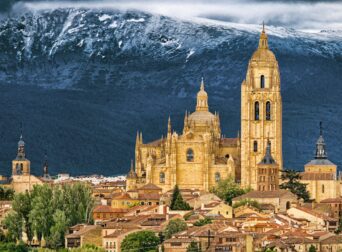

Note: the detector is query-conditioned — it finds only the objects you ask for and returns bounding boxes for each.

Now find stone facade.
[127,27,283,192]
[10,135,44,193]
[241,25,283,190]
[300,123,342,202]
[127,80,240,192]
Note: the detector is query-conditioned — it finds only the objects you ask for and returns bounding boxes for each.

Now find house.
[93,205,128,224]
[65,224,102,248]
[102,228,140,252]
[232,190,298,213]
[320,197,342,218]
[287,206,338,232]
[200,201,233,219]
[320,235,342,252]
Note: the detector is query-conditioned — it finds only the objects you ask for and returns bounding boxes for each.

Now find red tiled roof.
[320,197,342,204]
[300,172,336,180]
[138,183,162,191]
[93,205,128,214]
[112,193,133,200]
[233,190,296,200]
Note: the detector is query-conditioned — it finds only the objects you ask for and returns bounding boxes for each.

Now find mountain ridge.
[0,8,341,176]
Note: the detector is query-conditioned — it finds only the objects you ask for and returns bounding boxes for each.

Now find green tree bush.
[210,177,250,205]
[121,230,160,252]
[187,241,200,252]
[0,187,14,200]
[280,169,310,202]
[164,218,187,239]
[193,217,212,227]
[3,182,94,249]
[232,199,261,209]
[170,185,192,210]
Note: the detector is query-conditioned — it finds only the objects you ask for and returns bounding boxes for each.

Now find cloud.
[12,0,342,31]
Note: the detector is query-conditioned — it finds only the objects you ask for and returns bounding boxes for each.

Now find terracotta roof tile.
[300,172,336,180]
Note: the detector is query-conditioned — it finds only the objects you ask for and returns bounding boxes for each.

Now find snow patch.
[98,14,111,22]
[109,21,118,28]
[186,48,195,62]
[118,40,122,48]
[127,18,145,23]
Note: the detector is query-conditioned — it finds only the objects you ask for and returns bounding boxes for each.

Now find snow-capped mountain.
[0,8,341,176]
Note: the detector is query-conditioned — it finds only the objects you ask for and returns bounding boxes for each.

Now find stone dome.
[188,110,215,124]
[250,48,276,62]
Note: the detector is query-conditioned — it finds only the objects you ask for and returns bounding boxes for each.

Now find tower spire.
[315,121,327,159]
[43,152,49,178]
[258,22,268,49]
[196,78,209,111]
[168,116,172,133]
[259,138,276,165]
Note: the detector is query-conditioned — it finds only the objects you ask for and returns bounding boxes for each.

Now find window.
[186,148,194,162]
[266,101,271,120]
[322,184,325,194]
[215,172,221,182]
[253,141,258,152]
[225,154,230,159]
[254,102,259,120]
[260,75,265,88]
[159,172,165,183]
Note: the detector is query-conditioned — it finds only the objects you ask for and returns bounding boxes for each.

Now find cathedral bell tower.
[12,134,31,176]
[241,24,283,189]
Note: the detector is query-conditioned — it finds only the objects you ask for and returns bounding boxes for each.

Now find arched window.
[254,102,259,121]
[260,75,265,88]
[186,149,194,162]
[322,184,325,194]
[159,172,165,183]
[253,141,258,152]
[225,154,230,159]
[266,101,271,120]
[215,172,221,182]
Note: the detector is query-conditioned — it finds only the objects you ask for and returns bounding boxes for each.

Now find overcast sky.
[3,0,342,31]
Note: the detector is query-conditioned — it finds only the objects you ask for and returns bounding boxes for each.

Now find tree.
[3,211,23,241]
[48,210,68,249]
[164,218,187,239]
[4,182,94,248]
[11,192,33,242]
[193,217,212,227]
[29,184,54,244]
[309,245,317,252]
[187,241,200,252]
[170,185,192,210]
[280,169,310,202]
[0,187,14,200]
[210,177,250,205]
[121,230,160,252]
[232,199,261,210]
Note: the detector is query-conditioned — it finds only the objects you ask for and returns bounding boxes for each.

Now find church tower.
[12,134,31,176]
[241,25,282,189]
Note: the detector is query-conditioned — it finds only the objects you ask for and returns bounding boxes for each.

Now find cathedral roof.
[220,138,238,147]
[250,25,277,63]
[188,110,215,124]
[144,138,164,147]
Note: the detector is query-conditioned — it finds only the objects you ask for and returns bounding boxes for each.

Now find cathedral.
[126,25,283,192]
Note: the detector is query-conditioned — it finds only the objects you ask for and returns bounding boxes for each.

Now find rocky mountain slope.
[0,8,341,176]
